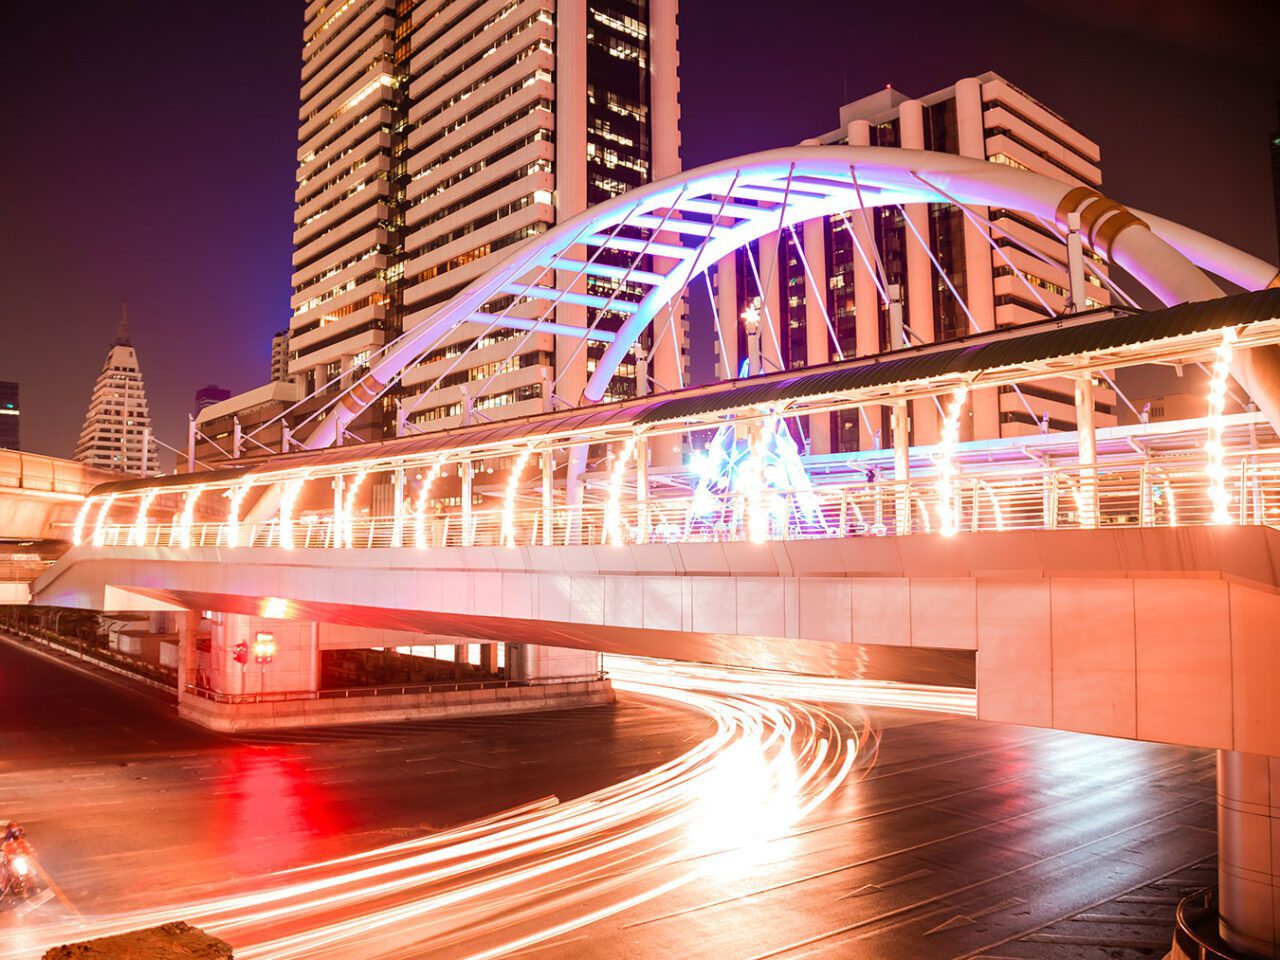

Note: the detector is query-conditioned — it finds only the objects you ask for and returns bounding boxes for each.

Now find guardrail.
[1172,887,1238,960]
[182,673,608,705]
[82,447,1280,552]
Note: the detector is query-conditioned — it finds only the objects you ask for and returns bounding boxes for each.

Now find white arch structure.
[298,144,1279,450]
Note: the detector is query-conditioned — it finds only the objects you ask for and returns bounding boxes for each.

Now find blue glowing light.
[687,420,826,538]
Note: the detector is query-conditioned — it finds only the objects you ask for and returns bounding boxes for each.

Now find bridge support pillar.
[176,609,200,695]
[1217,749,1280,958]
[461,460,473,547]
[506,643,601,685]
[892,401,911,534]
[635,437,650,544]
[1075,375,1098,527]
[541,450,554,546]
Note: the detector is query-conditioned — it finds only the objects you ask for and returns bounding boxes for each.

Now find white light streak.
[1205,327,1237,525]
[500,449,533,548]
[338,470,368,549]
[224,483,251,549]
[413,463,443,549]
[72,497,95,547]
[278,478,306,550]
[603,437,638,546]
[0,657,978,960]
[743,415,776,543]
[92,495,115,547]
[176,486,204,549]
[936,386,968,536]
[129,490,158,547]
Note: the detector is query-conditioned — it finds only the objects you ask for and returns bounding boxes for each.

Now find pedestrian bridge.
[30,394,1280,756]
[19,143,1280,959]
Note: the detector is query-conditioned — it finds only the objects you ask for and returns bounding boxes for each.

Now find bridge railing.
[80,446,1280,552]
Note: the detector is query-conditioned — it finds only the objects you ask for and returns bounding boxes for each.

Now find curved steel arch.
[305,145,1278,450]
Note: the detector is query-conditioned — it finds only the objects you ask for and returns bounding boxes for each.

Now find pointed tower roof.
[114,297,131,347]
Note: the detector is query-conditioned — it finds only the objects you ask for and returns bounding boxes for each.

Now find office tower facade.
[74,303,159,475]
[714,72,1115,454]
[193,384,231,416]
[270,329,291,382]
[0,382,18,451]
[282,0,681,444]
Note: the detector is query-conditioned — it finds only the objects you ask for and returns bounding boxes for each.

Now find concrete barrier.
[178,678,615,732]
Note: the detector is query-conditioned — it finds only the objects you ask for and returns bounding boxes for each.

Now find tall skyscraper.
[714,73,1115,454]
[74,302,160,476]
[0,382,19,451]
[207,0,680,452]
[1271,91,1279,261]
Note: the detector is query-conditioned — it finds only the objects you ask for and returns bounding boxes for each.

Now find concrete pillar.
[332,475,344,547]
[506,643,600,682]
[1075,376,1097,528]
[554,0,589,408]
[847,119,880,453]
[541,449,554,546]
[460,460,474,547]
[648,0,683,403]
[391,469,405,548]
[716,255,739,379]
[176,609,200,695]
[635,436,650,544]
[1217,750,1280,958]
[898,99,940,445]
[205,613,319,698]
[954,77,1001,441]
[802,214,832,455]
[565,445,586,546]
[480,643,500,675]
[756,233,784,373]
[892,402,911,535]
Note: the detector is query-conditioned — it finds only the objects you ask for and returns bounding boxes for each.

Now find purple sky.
[2,1,1276,460]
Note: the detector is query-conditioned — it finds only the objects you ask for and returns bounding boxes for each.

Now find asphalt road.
[0,633,1215,959]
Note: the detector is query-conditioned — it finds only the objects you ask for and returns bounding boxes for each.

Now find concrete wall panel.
[536,573,571,622]
[737,577,785,639]
[570,575,605,625]
[500,572,534,620]
[1229,583,1280,756]
[690,577,737,634]
[1134,579,1231,748]
[976,580,1052,727]
[604,576,644,628]
[798,578,852,644]
[643,576,685,632]
[911,578,977,649]
[1050,579,1136,739]
[850,578,910,647]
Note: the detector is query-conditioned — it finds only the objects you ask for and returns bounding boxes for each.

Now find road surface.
[0,633,1214,958]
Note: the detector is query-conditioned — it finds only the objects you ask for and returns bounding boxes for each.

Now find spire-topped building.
[74,300,160,475]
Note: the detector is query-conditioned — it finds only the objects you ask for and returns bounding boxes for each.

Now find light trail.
[1,659,973,960]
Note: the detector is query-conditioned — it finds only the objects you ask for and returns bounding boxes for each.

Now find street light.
[741,297,763,377]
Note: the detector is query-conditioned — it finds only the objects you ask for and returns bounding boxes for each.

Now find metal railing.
[85,447,1280,552]
[182,673,607,705]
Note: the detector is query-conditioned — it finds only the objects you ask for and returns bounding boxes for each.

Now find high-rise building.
[270,329,291,383]
[714,72,1115,453]
[74,302,160,475]
[0,382,19,451]
[193,384,231,416]
[270,0,681,444]
[1271,91,1279,261]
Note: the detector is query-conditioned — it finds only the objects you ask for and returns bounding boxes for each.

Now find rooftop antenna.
[115,293,131,346]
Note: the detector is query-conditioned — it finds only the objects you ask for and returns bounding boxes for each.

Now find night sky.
[2,1,1276,460]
